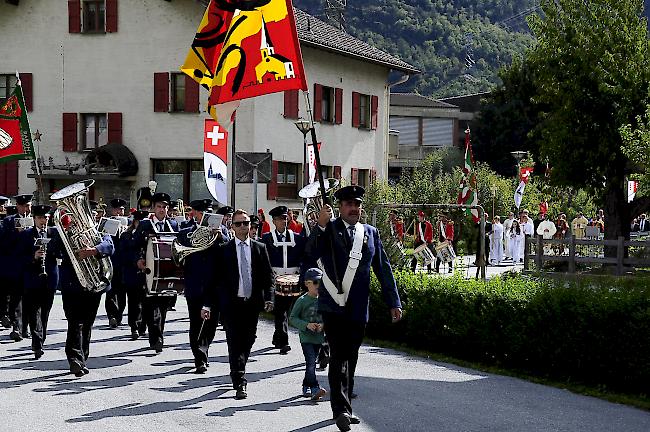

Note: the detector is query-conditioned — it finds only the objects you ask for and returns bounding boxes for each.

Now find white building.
[0,0,418,212]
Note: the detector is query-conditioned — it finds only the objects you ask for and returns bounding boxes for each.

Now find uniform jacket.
[204,238,274,319]
[119,227,145,288]
[177,220,223,300]
[437,221,454,243]
[20,226,63,293]
[58,233,114,293]
[302,218,401,323]
[414,220,433,245]
[261,229,305,270]
[0,214,28,281]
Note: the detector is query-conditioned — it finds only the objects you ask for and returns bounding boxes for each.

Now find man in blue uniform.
[121,210,149,340]
[303,185,402,432]
[19,205,62,359]
[178,198,223,373]
[0,195,10,329]
[58,218,114,377]
[134,192,179,353]
[105,198,128,328]
[216,205,233,241]
[262,205,305,354]
[0,193,33,341]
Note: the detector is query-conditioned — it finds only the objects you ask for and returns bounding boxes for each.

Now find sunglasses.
[233,221,250,227]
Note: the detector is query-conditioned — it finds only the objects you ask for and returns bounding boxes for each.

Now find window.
[389,116,419,146]
[171,73,186,112]
[83,0,105,33]
[357,169,369,188]
[320,86,335,123]
[0,74,17,106]
[82,113,108,150]
[358,94,370,129]
[320,165,333,180]
[153,160,213,202]
[277,162,300,199]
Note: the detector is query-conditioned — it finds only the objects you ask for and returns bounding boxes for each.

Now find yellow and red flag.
[181,0,307,122]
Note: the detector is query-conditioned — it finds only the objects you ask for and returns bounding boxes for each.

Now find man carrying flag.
[457,127,479,222]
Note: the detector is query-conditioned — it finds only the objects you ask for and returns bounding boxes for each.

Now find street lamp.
[295,118,312,186]
[491,184,498,218]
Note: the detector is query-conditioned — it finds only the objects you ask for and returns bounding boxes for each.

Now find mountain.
[293,0,539,97]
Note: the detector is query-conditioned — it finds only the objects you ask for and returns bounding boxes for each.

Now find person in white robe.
[502,212,514,260]
[519,214,534,260]
[536,219,557,255]
[490,216,504,265]
[510,220,524,263]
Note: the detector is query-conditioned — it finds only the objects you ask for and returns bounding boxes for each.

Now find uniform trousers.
[61,290,102,370]
[272,294,296,347]
[23,284,55,352]
[6,277,24,334]
[105,279,126,324]
[186,296,217,368]
[126,283,146,334]
[322,312,365,418]
[225,297,260,388]
[143,295,174,347]
[0,285,10,326]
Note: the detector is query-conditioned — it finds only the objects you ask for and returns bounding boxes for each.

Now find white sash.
[418,222,426,243]
[317,222,364,307]
[272,229,296,270]
[439,222,446,240]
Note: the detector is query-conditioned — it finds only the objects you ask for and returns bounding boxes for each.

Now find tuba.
[51,179,113,292]
[299,178,340,233]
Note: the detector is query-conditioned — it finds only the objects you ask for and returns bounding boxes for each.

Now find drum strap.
[272,230,296,270]
[439,222,446,240]
[317,222,363,307]
[419,222,426,243]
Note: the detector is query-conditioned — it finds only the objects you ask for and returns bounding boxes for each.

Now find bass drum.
[145,236,185,296]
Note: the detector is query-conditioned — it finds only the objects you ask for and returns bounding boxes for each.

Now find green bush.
[367,271,650,394]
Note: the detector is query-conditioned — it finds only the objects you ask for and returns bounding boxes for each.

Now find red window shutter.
[352,92,360,128]
[0,161,19,196]
[20,73,33,112]
[154,73,169,112]
[107,112,122,145]
[283,90,299,119]
[334,165,341,180]
[313,84,322,122]
[335,88,343,125]
[351,168,359,185]
[184,75,200,113]
[267,160,279,200]
[62,113,78,152]
[106,0,118,32]
[68,0,81,33]
[371,95,379,130]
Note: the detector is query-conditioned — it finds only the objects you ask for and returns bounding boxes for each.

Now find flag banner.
[519,166,534,184]
[514,181,526,209]
[182,0,308,120]
[0,75,34,163]
[307,142,321,183]
[203,119,229,204]
[628,180,638,203]
[457,128,480,222]
[539,201,548,215]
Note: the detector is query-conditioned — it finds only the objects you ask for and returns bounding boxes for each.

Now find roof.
[196,1,419,74]
[439,92,491,113]
[390,93,458,109]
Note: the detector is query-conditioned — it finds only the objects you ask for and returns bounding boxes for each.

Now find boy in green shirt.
[289,268,327,401]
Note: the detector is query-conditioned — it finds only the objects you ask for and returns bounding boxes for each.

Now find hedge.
[367,271,650,394]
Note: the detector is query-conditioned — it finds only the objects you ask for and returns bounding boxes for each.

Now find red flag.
[519,166,534,184]
[203,119,229,204]
[0,118,22,159]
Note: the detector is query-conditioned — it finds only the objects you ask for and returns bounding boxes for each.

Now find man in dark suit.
[303,186,402,432]
[134,192,179,352]
[121,210,149,340]
[178,199,223,374]
[639,214,649,232]
[105,198,128,329]
[202,209,274,400]
[19,205,63,359]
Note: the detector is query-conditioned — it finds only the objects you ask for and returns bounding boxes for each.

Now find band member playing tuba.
[262,205,306,355]
[134,192,179,353]
[177,199,224,374]
[19,205,62,359]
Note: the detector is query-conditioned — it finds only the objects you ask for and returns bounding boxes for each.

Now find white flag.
[514,181,526,209]
[628,180,638,203]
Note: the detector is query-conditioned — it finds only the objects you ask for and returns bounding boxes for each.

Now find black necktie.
[157,222,164,231]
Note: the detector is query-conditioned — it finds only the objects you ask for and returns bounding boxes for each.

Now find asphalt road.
[0,294,648,432]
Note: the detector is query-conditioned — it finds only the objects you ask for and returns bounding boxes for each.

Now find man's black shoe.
[109,317,118,329]
[34,349,44,360]
[335,413,351,432]
[1,316,10,328]
[9,330,22,342]
[138,328,147,336]
[22,331,30,339]
[130,330,139,340]
[349,414,360,424]
[235,385,247,400]
[82,366,90,375]
[195,364,207,374]
[153,341,163,353]
[279,345,291,355]
[70,364,86,377]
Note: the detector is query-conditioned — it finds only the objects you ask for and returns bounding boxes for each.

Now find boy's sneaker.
[311,386,327,401]
[302,386,311,398]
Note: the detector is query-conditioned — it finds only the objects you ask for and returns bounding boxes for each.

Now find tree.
[527,0,650,243]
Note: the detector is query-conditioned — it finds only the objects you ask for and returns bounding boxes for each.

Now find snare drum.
[413,243,435,266]
[145,235,185,296]
[435,241,456,263]
[275,274,301,296]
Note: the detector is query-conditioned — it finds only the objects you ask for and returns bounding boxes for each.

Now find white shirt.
[235,236,252,298]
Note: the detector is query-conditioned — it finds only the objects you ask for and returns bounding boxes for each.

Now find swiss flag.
[0,118,23,159]
[519,166,534,184]
[203,119,228,163]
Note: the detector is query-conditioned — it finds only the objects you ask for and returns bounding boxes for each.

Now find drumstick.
[197,317,206,343]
